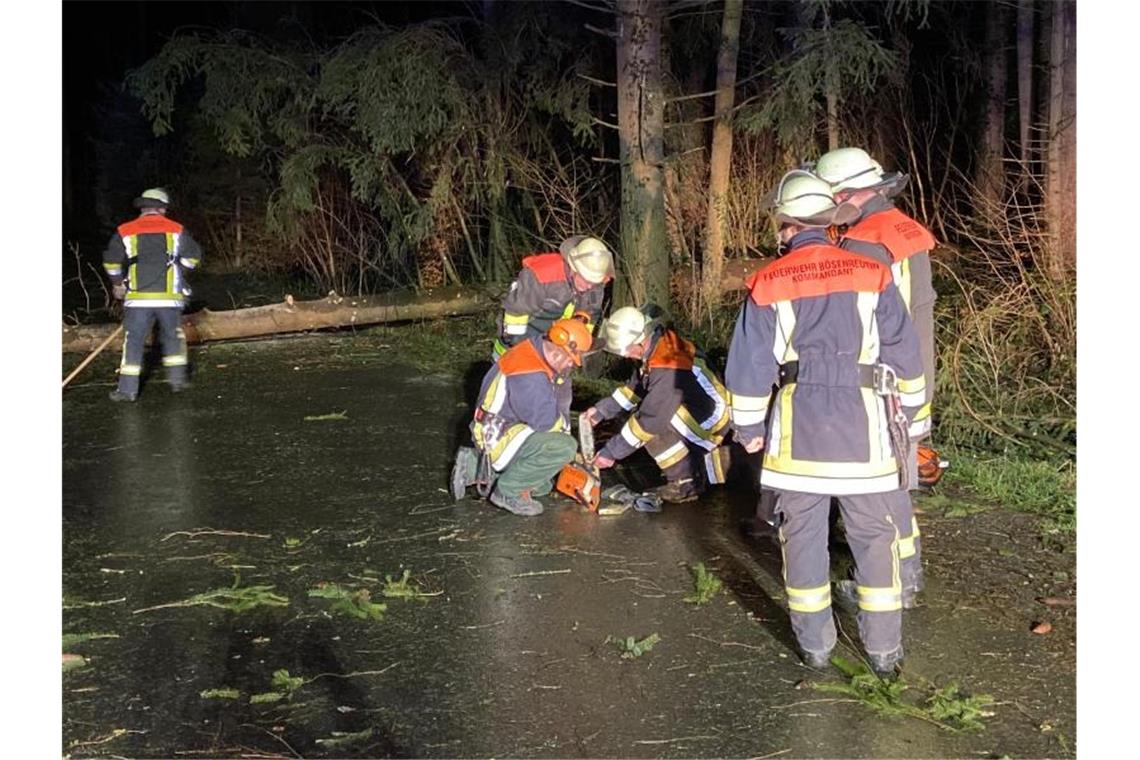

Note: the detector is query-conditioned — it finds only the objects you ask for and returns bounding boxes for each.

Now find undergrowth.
[938,447,1075,534]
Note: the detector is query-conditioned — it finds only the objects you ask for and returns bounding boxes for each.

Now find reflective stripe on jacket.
[102,213,203,307]
[725,230,925,495]
[595,329,729,462]
[495,253,605,355]
[472,336,572,470]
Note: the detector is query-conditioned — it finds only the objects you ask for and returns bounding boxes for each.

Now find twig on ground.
[510,569,571,578]
[160,529,272,542]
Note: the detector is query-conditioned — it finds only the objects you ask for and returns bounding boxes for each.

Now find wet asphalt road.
[62,334,1074,758]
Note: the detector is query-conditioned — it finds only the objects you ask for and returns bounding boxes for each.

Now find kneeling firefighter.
[493,236,614,360]
[583,306,731,503]
[451,318,593,516]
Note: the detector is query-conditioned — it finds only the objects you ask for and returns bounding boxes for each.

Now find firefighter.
[493,236,614,359]
[583,305,731,503]
[726,170,926,677]
[102,188,203,402]
[812,147,938,605]
[451,318,592,516]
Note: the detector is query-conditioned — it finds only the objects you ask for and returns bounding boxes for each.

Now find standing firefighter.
[726,171,925,677]
[813,147,939,603]
[452,318,593,516]
[493,236,614,359]
[102,188,203,402]
[584,306,731,503]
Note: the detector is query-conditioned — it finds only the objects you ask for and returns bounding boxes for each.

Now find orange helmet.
[547,318,593,365]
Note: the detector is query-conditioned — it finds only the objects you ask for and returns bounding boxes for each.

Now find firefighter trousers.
[492,432,577,499]
[644,430,728,487]
[774,489,907,657]
[116,306,188,395]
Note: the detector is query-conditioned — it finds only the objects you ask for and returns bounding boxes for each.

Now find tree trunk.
[976,1,1008,204]
[825,87,840,151]
[1016,0,1034,177]
[1045,0,1076,282]
[617,0,669,309]
[61,287,492,354]
[700,0,743,309]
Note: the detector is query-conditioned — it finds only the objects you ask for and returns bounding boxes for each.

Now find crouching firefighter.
[451,318,593,516]
[726,170,926,678]
[493,236,614,360]
[583,306,731,503]
[102,188,203,402]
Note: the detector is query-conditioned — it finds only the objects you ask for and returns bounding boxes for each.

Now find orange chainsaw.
[556,412,601,510]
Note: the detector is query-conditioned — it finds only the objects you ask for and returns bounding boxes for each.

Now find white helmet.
[560,236,615,284]
[602,306,653,356]
[134,187,171,208]
[772,170,839,223]
[814,147,885,191]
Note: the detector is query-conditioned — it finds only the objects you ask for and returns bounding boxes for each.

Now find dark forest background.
[62,0,1076,466]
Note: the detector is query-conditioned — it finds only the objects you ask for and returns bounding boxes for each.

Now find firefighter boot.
[868,647,904,680]
[451,446,479,501]
[800,648,834,670]
[653,477,705,504]
[490,488,544,516]
[108,390,137,403]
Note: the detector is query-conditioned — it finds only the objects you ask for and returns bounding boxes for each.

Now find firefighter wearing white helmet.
[493,235,615,360]
[583,305,731,503]
[725,168,925,678]
[814,146,939,608]
[102,187,204,402]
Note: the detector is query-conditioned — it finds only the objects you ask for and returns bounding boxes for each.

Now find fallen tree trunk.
[62,265,769,355]
[62,286,492,354]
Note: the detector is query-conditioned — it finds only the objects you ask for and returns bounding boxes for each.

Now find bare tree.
[700,0,743,309]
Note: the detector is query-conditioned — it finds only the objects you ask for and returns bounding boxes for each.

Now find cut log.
[62,286,492,354]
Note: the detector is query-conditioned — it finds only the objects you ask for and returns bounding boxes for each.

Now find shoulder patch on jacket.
[749,244,892,306]
[522,253,569,285]
[498,339,554,379]
[117,215,185,238]
[843,207,935,262]
[647,329,695,371]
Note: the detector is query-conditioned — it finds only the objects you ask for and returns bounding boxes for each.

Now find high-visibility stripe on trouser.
[773,490,837,655]
[889,490,923,592]
[116,307,159,395]
[155,307,188,384]
[646,430,700,485]
[835,492,904,656]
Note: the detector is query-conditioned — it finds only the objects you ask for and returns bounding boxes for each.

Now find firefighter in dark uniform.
[102,188,203,402]
[451,318,593,516]
[726,170,926,677]
[493,236,614,359]
[813,147,938,605]
[584,305,731,503]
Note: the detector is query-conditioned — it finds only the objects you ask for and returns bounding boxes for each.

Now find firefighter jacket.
[472,336,574,471]
[594,328,730,464]
[102,213,203,308]
[495,253,606,356]
[839,194,937,438]
[725,229,925,495]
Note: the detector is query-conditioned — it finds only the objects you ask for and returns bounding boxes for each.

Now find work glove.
[112,283,127,300]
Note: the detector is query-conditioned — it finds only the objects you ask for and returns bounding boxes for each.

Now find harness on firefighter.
[471,409,504,499]
[776,360,913,489]
[873,363,914,490]
[125,248,190,296]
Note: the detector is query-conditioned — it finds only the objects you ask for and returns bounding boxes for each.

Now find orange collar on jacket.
[843,207,935,262]
[746,244,892,306]
[117,214,184,237]
[521,253,571,285]
[645,329,695,371]
[498,338,556,379]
